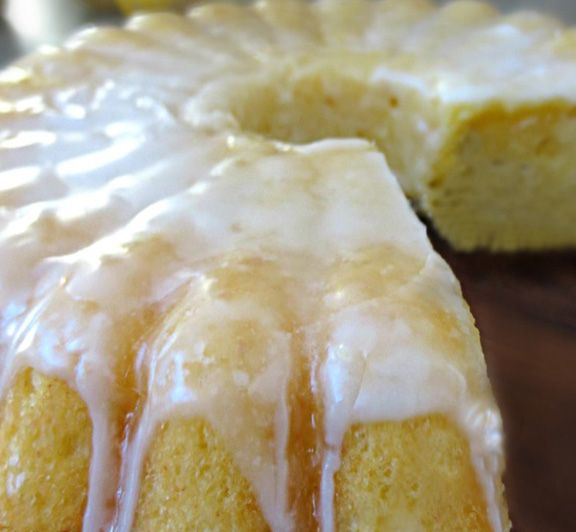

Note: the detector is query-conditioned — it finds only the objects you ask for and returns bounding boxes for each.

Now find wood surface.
[434,232,576,532]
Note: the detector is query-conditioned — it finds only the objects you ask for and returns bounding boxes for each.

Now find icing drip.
[0,1,522,530]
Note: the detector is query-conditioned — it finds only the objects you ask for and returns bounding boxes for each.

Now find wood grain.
[433,232,576,532]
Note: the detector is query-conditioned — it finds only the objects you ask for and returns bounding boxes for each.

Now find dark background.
[1,1,576,531]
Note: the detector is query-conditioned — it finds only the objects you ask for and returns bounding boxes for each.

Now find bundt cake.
[9,0,576,528]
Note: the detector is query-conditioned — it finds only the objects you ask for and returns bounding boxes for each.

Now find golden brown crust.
[134,418,269,532]
[335,415,492,531]
[0,370,91,532]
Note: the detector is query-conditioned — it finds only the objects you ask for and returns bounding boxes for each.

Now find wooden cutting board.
[433,232,576,532]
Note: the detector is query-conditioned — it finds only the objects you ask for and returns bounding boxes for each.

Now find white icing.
[0,1,522,530]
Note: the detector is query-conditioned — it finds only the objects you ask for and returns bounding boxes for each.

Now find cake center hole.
[208,62,436,193]
[229,70,391,144]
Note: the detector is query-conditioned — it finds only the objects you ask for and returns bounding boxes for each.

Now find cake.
[5,0,567,529]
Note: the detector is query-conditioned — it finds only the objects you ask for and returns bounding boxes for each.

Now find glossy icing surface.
[0,0,537,530]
